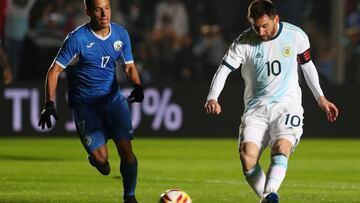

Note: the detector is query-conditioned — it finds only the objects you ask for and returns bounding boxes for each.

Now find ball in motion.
[159,189,192,203]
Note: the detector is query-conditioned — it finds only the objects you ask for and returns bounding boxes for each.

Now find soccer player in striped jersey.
[38,0,142,202]
[204,0,338,202]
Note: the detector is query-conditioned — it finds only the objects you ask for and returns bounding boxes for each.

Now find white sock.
[244,163,266,197]
[264,154,288,194]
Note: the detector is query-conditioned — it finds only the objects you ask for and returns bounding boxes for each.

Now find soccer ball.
[159,189,192,203]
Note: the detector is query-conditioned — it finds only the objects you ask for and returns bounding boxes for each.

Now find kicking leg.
[240,142,266,197]
[264,138,292,193]
[114,139,138,203]
[261,138,293,202]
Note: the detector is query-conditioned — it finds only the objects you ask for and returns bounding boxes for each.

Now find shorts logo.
[84,136,92,146]
[114,40,123,51]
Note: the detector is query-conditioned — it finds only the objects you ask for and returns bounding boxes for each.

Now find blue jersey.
[55,23,134,107]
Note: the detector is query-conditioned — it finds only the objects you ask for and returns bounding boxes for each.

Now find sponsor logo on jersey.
[86,42,95,48]
[114,40,123,51]
[255,52,263,58]
[283,46,291,57]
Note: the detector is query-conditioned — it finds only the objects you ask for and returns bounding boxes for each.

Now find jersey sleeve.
[206,64,232,101]
[221,37,247,71]
[300,61,324,99]
[297,30,324,99]
[296,28,313,65]
[296,29,310,55]
[120,29,134,64]
[55,33,79,69]
[206,37,247,101]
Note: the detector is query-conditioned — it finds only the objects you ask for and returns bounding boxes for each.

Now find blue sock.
[120,157,138,197]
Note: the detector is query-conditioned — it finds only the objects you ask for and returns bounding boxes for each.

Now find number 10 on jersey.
[266,60,281,76]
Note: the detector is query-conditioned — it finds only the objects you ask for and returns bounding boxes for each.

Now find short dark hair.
[84,0,94,10]
[247,0,277,23]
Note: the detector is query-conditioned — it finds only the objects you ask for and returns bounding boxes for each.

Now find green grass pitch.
[0,138,360,203]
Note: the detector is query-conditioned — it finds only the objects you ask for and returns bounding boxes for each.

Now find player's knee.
[90,153,108,165]
[117,143,135,163]
[271,139,292,157]
[239,142,260,171]
[116,140,135,163]
[240,151,258,171]
[90,145,109,164]
[98,155,108,164]
[121,150,136,164]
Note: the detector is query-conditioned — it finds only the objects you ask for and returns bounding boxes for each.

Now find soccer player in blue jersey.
[38,0,142,202]
[205,0,339,202]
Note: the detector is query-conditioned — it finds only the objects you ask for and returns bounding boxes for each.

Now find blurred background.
[0,0,359,138]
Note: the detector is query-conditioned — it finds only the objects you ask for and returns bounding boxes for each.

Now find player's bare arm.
[45,63,64,102]
[204,99,222,115]
[317,96,339,123]
[38,63,63,129]
[123,63,141,86]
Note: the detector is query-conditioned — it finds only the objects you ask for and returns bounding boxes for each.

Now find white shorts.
[238,103,304,151]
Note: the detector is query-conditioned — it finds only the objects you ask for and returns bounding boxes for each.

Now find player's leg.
[106,93,138,203]
[260,138,292,203]
[73,105,111,175]
[114,139,138,203]
[239,107,269,197]
[88,145,111,175]
[264,138,293,194]
[261,103,304,202]
[240,142,266,197]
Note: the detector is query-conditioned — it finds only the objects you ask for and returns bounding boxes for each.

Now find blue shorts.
[72,93,134,154]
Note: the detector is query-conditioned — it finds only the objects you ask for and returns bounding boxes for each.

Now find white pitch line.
[145,176,360,190]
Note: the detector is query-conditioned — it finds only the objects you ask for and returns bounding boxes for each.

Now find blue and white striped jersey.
[215,22,312,111]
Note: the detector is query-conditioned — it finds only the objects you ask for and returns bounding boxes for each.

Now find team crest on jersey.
[113,40,123,51]
[283,46,291,57]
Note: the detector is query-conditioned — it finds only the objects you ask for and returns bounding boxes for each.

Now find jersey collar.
[89,23,112,40]
[271,22,283,40]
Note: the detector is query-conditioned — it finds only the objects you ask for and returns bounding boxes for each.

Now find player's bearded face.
[87,0,111,29]
[252,15,279,41]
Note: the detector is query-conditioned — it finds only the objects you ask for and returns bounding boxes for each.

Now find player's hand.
[317,96,338,122]
[204,99,222,115]
[38,101,58,129]
[128,84,144,103]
